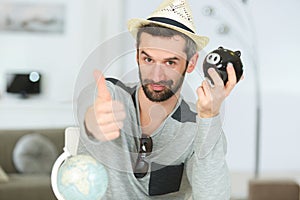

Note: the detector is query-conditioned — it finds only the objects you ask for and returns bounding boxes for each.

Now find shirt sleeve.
[186,115,231,200]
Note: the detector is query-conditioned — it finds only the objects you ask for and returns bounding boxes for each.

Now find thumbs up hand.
[84,70,126,141]
[94,70,112,102]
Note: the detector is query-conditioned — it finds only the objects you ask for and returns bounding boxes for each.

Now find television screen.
[6,72,41,96]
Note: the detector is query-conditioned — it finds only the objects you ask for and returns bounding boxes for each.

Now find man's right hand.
[84,70,126,141]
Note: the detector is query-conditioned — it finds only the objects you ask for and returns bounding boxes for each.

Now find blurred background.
[0,0,299,199]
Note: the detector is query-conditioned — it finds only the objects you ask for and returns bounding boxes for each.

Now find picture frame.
[0,2,65,34]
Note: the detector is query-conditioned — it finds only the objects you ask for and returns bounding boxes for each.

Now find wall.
[249,0,300,172]
[0,0,124,129]
[0,0,83,129]
[0,0,82,101]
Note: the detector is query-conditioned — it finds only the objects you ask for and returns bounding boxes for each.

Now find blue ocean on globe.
[57,154,108,200]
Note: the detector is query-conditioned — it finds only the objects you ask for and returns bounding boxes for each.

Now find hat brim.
[127,18,209,51]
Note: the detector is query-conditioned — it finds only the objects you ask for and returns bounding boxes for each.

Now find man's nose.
[151,63,166,82]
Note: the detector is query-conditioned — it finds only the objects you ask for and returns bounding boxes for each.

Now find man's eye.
[144,57,152,63]
[166,61,175,65]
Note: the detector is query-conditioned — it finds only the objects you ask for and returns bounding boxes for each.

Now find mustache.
[143,79,174,87]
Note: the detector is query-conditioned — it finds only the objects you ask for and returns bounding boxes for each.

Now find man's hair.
[136,23,197,61]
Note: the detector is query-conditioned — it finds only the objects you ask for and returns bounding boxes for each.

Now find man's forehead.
[138,32,187,59]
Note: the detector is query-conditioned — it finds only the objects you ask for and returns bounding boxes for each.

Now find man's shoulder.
[106,77,137,95]
[171,99,197,123]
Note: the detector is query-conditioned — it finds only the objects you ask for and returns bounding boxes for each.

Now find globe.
[57,154,108,200]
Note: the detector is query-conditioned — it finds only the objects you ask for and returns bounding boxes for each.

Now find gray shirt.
[77,78,230,200]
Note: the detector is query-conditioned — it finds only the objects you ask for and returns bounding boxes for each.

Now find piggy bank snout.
[206,53,221,65]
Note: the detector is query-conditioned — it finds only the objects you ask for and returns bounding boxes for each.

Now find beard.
[139,69,186,102]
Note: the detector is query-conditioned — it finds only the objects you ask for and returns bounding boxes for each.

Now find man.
[80,0,238,199]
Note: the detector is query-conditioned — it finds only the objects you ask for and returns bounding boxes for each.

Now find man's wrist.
[198,112,219,118]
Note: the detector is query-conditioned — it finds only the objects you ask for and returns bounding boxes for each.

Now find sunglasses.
[134,135,153,179]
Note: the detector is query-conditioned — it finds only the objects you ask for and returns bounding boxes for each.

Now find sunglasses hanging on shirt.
[133,135,153,179]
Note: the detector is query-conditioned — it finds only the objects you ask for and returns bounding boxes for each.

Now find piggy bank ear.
[235,51,241,57]
[218,46,224,50]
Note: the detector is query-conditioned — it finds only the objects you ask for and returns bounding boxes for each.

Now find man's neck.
[138,87,180,136]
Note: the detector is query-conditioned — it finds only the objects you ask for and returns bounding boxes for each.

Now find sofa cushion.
[13,133,58,174]
[0,165,9,183]
[0,174,57,200]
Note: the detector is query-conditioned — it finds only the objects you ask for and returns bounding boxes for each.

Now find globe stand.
[51,127,80,200]
[51,151,70,200]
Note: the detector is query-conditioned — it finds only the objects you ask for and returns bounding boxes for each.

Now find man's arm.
[186,115,230,200]
[186,64,237,199]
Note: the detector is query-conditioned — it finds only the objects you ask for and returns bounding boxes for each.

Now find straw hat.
[127,0,209,51]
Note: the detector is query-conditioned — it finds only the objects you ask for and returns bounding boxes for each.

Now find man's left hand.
[196,63,238,118]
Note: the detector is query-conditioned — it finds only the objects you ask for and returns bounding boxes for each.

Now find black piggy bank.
[203,46,243,85]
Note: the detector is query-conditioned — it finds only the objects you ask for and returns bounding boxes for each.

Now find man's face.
[137,32,190,102]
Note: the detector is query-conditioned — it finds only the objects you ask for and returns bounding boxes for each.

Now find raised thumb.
[93,69,111,101]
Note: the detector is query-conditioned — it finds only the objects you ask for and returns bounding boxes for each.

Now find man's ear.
[186,53,199,73]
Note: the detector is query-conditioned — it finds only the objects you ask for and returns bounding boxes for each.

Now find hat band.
[147,17,195,34]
